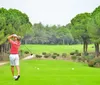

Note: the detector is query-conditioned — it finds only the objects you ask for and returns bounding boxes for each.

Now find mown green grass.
[0,60,100,85]
[20,44,94,54]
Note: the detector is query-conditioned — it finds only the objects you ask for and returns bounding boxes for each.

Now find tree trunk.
[85,41,88,53]
[62,39,65,45]
[83,41,88,54]
[25,40,27,44]
[94,43,99,57]
[0,45,3,60]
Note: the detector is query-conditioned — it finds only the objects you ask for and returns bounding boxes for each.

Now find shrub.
[75,50,79,54]
[83,54,95,62]
[88,60,95,67]
[88,58,100,67]
[71,55,77,61]
[36,54,42,58]
[53,53,58,55]
[52,55,57,59]
[94,63,100,68]
[80,57,86,62]
[62,53,67,58]
[83,52,89,56]
[56,53,60,56]
[76,53,81,56]
[94,57,100,63]
[24,51,29,54]
[44,55,49,58]
[70,52,75,55]
[42,52,47,55]
[19,50,23,52]
[52,53,59,57]
[77,56,82,62]
[44,53,51,58]
[19,50,24,56]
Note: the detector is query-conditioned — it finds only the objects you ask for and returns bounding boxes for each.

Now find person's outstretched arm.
[7,35,13,41]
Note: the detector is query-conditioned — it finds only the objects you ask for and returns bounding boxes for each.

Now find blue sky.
[0,0,100,25]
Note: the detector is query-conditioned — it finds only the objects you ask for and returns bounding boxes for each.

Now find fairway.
[0,60,100,85]
[20,44,94,54]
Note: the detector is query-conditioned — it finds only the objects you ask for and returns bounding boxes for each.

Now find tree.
[71,13,91,54]
[5,8,32,36]
[32,23,48,44]
[87,6,100,56]
[57,26,73,45]
[0,7,32,58]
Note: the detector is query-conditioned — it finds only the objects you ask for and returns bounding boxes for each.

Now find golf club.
[24,45,33,55]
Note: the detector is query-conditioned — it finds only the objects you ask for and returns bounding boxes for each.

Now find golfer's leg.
[9,54,15,76]
[16,65,20,75]
[11,66,14,76]
[14,55,20,80]
[15,55,20,75]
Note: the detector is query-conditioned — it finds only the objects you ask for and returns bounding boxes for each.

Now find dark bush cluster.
[36,54,42,58]
[24,51,29,54]
[70,52,75,55]
[70,50,81,56]
[71,55,77,61]
[53,53,60,56]
[62,53,67,58]
[42,52,47,55]
[88,57,100,68]
[70,50,81,61]
[52,55,57,59]
[44,53,51,58]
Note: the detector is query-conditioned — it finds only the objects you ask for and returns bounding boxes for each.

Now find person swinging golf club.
[8,34,21,80]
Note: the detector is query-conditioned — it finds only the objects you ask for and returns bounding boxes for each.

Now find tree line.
[22,23,74,45]
[0,6,100,59]
[22,6,100,56]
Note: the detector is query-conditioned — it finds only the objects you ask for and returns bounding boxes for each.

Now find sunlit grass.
[20,44,94,54]
[0,60,100,85]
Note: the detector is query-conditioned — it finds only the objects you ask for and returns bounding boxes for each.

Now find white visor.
[13,34,17,37]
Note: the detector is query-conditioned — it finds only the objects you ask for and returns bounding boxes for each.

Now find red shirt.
[9,39,21,54]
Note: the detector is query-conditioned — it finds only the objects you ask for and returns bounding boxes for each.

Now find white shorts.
[9,54,19,66]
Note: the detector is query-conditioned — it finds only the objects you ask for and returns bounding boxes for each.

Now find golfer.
[8,34,21,80]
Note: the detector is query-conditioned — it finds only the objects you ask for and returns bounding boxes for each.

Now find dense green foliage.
[22,23,74,45]
[0,7,32,58]
[0,8,32,37]
[87,6,100,56]
[71,13,91,53]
